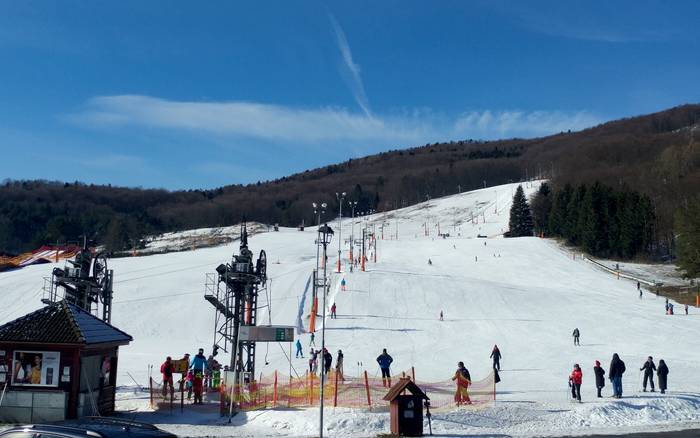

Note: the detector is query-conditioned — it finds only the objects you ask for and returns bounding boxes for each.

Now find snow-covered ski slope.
[2,181,700,437]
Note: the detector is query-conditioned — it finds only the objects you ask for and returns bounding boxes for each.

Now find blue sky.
[1,1,698,189]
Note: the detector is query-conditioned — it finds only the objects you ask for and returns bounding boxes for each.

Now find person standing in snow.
[593,360,605,398]
[609,353,626,398]
[295,339,304,358]
[323,348,333,375]
[572,328,580,346]
[640,356,657,392]
[310,332,316,347]
[309,349,318,375]
[160,356,174,397]
[657,359,669,394]
[331,303,337,319]
[336,350,344,380]
[439,310,444,321]
[341,278,346,291]
[190,348,207,374]
[569,364,583,402]
[490,345,502,371]
[452,361,472,406]
[685,304,689,315]
[377,348,394,387]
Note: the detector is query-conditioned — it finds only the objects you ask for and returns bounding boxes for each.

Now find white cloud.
[329,14,372,117]
[66,95,602,145]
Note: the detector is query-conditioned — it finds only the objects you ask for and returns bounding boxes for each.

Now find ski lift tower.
[204,223,267,388]
[42,238,114,323]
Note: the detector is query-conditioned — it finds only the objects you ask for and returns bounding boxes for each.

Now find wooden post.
[273,370,278,407]
[333,370,339,407]
[149,377,154,408]
[411,366,415,382]
[364,370,372,410]
[309,371,313,405]
[696,295,699,308]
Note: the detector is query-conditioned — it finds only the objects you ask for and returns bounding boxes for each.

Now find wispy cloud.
[329,14,371,117]
[66,95,602,145]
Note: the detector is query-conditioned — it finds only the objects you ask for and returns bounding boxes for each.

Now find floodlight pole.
[319,224,332,438]
[336,192,345,273]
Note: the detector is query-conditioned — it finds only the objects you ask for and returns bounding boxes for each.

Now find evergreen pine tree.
[508,185,534,237]
[530,183,552,235]
[675,198,700,278]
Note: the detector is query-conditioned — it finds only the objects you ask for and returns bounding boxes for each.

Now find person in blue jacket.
[376,348,394,387]
[190,348,208,374]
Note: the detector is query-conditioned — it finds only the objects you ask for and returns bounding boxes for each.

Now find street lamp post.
[349,201,357,262]
[335,192,346,273]
[317,223,334,438]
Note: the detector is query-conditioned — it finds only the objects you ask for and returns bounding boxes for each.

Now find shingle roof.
[0,301,132,346]
[382,377,429,401]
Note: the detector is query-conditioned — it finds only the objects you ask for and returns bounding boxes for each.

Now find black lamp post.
[317,223,333,438]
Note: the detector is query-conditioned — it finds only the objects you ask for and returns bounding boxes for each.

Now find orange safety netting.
[0,245,81,271]
[204,367,495,413]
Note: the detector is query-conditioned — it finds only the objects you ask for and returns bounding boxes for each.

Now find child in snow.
[193,371,204,404]
[593,360,605,398]
[185,370,194,400]
[640,356,656,392]
[569,364,582,402]
[572,328,580,346]
[310,332,316,347]
[452,361,472,406]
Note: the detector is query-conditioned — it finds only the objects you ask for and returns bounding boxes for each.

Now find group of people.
[306,347,345,380]
[160,348,222,404]
[569,354,670,402]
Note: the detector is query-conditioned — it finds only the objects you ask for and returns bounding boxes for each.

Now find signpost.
[238,326,294,342]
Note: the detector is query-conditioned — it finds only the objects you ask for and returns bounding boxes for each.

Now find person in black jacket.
[609,353,626,398]
[490,345,502,370]
[657,359,669,394]
[572,328,580,346]
[640,356,656,392]
[593,360,605,398]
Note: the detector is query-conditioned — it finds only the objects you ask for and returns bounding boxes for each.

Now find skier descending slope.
[377,348,394,387]
[593,360,606,398]
[572,328,580,346]
[640,356,657,392]
[609,353,626,398]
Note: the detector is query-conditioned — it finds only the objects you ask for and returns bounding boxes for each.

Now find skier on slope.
[331,303,337,319]
[593,360,606,398]
[341,278,347,291]
[452,361,472,406]
[572,328,580,346]
[569,364,583,402]
[309,349,318,375]
[657,359,669,394]
[295,339,304,358]
[490,345,502,370]
[640,356,657,392]
[377,348,394,387]
[609,353,626,398]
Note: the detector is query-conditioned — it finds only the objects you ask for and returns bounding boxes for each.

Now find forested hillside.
[1,104,698,258]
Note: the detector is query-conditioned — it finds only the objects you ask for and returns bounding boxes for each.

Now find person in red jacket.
[569,363,583,402]
[160,356,174,397]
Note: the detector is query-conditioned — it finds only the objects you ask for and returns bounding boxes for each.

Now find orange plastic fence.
[0,245,80,271]
[154,367,497,414]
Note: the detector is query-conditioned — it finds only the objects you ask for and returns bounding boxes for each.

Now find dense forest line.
[530,182,655,259]
[1,104,699,265]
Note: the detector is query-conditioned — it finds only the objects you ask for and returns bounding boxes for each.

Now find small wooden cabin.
[383,377,429,437]
[0,300,132,422]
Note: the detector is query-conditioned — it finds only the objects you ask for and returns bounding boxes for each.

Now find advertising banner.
[12,350,60,387]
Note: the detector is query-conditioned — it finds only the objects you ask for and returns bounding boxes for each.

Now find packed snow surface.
[2,181,699,437]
